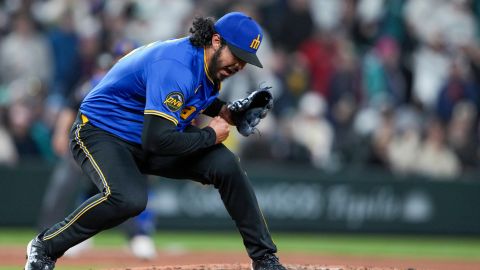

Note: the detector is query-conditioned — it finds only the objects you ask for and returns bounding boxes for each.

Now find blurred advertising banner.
[148,163,480,234]
[2,162,480,234]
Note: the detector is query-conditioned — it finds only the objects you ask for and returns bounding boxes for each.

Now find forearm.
[142,114,216,156]
[202,98,225,117]
[202,98,234,125]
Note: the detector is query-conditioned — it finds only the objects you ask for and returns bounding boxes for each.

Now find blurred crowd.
[1,0,480,181]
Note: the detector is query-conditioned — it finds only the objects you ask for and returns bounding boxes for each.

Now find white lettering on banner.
[148,182,434,226]
[402,190,433,223]
[150,183,323,219]
[179,184,228,218]
[255,183,323,219]
[326,185,401,228]
[325,186,433,227]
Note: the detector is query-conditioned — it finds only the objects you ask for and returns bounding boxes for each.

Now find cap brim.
[227,43,263,68]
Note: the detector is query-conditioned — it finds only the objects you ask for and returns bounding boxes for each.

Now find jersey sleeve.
[144,59,195,126]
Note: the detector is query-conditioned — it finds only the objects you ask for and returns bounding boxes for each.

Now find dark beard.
[208,45,224,85]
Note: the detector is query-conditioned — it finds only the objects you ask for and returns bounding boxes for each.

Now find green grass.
[107,231,480,260]
[2,228,480,266]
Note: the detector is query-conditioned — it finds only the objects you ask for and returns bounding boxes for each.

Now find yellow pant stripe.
[259,208,277,246]
[43,122,111,241]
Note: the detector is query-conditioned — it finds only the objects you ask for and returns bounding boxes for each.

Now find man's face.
[209,45,247,83]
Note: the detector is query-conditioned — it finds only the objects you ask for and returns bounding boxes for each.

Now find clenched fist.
[208,116,230,144]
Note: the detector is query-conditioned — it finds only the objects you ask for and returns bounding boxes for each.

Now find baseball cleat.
[25,235,56,270]
[251,253,287,270]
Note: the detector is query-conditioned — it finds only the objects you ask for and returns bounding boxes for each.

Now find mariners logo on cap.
[164,92,184,112]
[250,35,261,50]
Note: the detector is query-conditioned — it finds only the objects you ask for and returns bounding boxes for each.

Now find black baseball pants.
[41,114,277,260]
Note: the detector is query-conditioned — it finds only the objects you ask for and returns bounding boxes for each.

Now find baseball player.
[25,12,285,270]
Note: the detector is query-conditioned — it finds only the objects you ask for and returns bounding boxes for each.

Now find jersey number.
[180,106,197,120]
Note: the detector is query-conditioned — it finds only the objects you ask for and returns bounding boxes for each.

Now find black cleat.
[252,253,287,270]
[25,235,56,270]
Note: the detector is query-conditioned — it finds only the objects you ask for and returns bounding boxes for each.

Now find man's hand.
[218,105,234,125]
[208,116,230,144]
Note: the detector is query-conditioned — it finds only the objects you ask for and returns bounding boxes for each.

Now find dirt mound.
[4,246,479,270]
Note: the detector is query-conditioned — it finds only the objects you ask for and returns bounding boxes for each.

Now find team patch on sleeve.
[163,92,184,112]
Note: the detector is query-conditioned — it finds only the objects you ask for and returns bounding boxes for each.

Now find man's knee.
[208,147,245,184]
[204,147,248,188]
[109,190,148,217]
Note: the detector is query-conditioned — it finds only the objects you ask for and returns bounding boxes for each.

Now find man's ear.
[211,34,222,50]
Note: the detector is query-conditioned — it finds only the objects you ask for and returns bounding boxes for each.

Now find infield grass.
[1,228,480,270]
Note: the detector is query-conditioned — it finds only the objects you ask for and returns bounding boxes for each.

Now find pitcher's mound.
[111,264,403,270]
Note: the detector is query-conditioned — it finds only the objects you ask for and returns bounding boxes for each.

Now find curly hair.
[189,16,226,47]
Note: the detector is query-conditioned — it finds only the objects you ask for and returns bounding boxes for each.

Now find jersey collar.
[203,47,222,91]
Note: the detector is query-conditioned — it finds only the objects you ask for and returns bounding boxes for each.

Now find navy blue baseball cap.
[214,12,264,68]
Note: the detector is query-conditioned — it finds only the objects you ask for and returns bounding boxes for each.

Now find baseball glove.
[227,86,273,137]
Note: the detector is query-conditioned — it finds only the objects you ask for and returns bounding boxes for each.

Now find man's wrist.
[219,105,235,125]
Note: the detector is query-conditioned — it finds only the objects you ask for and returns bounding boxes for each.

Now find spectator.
[289,92,334,169]
[298,30,336,97]
[446,102,478,170]
[46,10,81,106]
[0,108,17,165]
[327,36,364,167]
[362,36,408,107]
[436,57,479,122]
[352,0,387,52]
[415,118,461,179]
[272,52,311,118]
[411,41,451,110]
[0,12,52,98]
[386,106,422,175]
[266,0,314,52]
[4,77,53,162]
